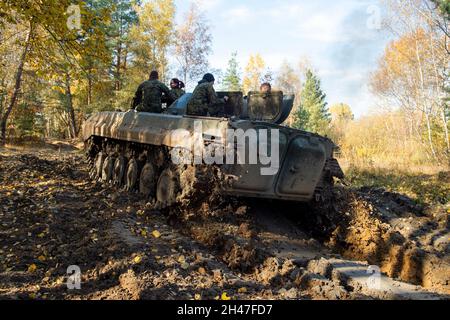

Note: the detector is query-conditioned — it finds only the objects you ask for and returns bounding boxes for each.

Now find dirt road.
[0,144,448,300]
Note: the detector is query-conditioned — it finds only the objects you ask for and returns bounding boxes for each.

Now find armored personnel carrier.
[82,91,344,209]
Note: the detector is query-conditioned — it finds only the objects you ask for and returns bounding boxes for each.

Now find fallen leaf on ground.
[152,230,161,238]
[198,267,206,275]
[221,292,231,300]
[133,256,142,264]
[181,262,189,270]
[28,264,37,272]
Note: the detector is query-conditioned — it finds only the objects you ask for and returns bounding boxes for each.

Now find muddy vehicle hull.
[83,109,343,205]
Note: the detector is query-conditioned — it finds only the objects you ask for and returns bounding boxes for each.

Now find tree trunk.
[115,41,122,91]
[442,108,450,153]
[428,30,450,153]
[425,112,438,161]
[123,44,128,72]
[414,36,438,161]
[65,73,77,139]
[87,72,93,106]
[0,76,6,117]
[0,22,33,145]
[183,68,188,89]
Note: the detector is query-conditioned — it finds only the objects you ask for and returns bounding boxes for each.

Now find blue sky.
[173,0,392,118]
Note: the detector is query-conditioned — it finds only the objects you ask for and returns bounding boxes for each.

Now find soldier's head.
[149,71,159,80]
[260,83,271,93]
[202,73,215,84]
[170,78,179,89]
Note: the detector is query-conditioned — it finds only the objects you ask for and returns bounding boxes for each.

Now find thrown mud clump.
[327,195,404,263]
[221,239,262,271]
[119,269,143,299]
[256,258,297,286]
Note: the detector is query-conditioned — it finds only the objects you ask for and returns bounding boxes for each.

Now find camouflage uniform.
[132,80,176,113]
[170,88,186,100]
[186,82,225,116]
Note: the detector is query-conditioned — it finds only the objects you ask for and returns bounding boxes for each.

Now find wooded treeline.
[0,0,448,166]
[0,0,212,143]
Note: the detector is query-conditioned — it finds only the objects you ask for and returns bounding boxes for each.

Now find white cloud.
[220,1,357,44]
[174,0,387,117]
[224,5,252,24]
[189,0,222,11]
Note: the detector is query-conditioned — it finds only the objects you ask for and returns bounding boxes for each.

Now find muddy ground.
[0,143,449,300]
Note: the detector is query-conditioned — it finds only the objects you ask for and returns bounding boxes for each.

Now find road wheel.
[125,158,139,191]
[113,156,126,186]
[156,166,180,208]
[94,152,106,179]
[102,156,115,182]
[139,162,157,199]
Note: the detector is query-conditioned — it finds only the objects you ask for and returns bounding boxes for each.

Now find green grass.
[345,165,450,206]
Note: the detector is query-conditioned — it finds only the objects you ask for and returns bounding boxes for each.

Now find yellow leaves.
[194,293,201,300]
[152,230,161,238]
[178,255,189,269]
[38,255,46,262]
[180,262,189,270]
[131,0,175,75]
[329,103,354,123]
[37,232,45,238]
[198,267,206,275]
[140,229,147,237]
[51,86,65,94]
[28,264,37,273]
[238,287,247,294]
[221,292,232,300]
[243,53,267,93]
[133,255,142,264]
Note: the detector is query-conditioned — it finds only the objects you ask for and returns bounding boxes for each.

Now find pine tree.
[222,52,241,91]
[293,69,330,135]
[110,0,140,91]
[431,0,450,16]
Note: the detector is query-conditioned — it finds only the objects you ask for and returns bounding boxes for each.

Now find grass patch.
[344,165,450,206]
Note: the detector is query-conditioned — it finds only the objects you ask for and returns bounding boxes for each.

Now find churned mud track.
[324,187,450,294]
[0,146,448,299]
[0,147,276,300]
[168,194,449,299]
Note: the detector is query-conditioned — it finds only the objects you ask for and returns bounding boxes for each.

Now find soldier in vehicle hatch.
[260,82,272,93]
[169,78,186,100]
[186,73,229,117]
[132,71,176,113]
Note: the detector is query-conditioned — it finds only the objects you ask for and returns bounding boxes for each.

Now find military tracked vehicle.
[82,91,344,208]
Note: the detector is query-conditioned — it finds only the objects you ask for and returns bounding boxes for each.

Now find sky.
[172,0,392,118]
